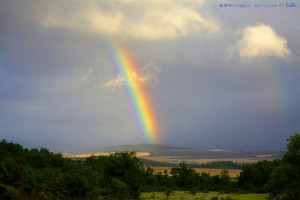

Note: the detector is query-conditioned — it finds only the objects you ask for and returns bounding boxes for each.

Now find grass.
[140,191,268,200]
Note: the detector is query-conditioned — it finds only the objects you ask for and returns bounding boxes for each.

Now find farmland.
[151,166,241,177]
[66,144,281,165]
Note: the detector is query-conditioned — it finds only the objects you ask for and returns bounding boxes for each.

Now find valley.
[66,144,281,165]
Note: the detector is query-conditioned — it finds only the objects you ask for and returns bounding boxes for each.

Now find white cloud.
[236,24,291,58]
[104,62,161,89]
[41,0,219,40]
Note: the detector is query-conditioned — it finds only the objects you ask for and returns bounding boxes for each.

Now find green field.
[140,191,268,200]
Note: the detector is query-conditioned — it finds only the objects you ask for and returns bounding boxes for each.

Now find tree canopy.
[0,133,299,199]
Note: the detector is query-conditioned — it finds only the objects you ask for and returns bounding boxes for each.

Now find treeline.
[142,159,245,169]
[0,133,299,200]
[190,161,246,169]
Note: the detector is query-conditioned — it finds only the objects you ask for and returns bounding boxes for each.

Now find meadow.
[140,191,268,200]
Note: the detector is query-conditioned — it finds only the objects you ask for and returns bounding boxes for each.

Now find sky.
[1,0,300,152]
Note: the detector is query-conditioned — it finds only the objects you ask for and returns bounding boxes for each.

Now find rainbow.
[107,42,159,143]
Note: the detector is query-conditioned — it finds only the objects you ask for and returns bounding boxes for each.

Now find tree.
[220,169,230,192]
[238,160,275,192]
[283,132,300,167]
[268,133,300,200]
[104,152,145,199]
[198,172,213,192]
[170,162,199,190]
[84,152,145,199]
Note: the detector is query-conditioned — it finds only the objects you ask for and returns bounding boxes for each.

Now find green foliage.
[84,151,145,199]
[238,160,277,192]
[171,162,199,189]
[142,159,245,169]
[0,140,147,199]
[1,133,299,199]
[220,169,230,192]
[267,132,300,200]
[191,161,246,170]
[198,172,214,191]
[283,132,300,167]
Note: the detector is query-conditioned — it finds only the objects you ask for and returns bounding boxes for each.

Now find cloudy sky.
[1,0,299,152]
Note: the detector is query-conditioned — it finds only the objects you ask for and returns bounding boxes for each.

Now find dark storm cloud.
[153,55,300,150]
[1,0,299,152]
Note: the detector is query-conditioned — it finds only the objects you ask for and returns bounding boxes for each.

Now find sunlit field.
[140,191,268,200]
[151,167,241,177]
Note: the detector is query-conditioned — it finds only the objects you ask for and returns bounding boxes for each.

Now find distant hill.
[68,144,282,164]
[96,144,281,158]
[98,144,192,152]
[97,144,243,153]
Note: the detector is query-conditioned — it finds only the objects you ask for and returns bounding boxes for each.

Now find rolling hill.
[97,144,192,152]
[67,144,282,164]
